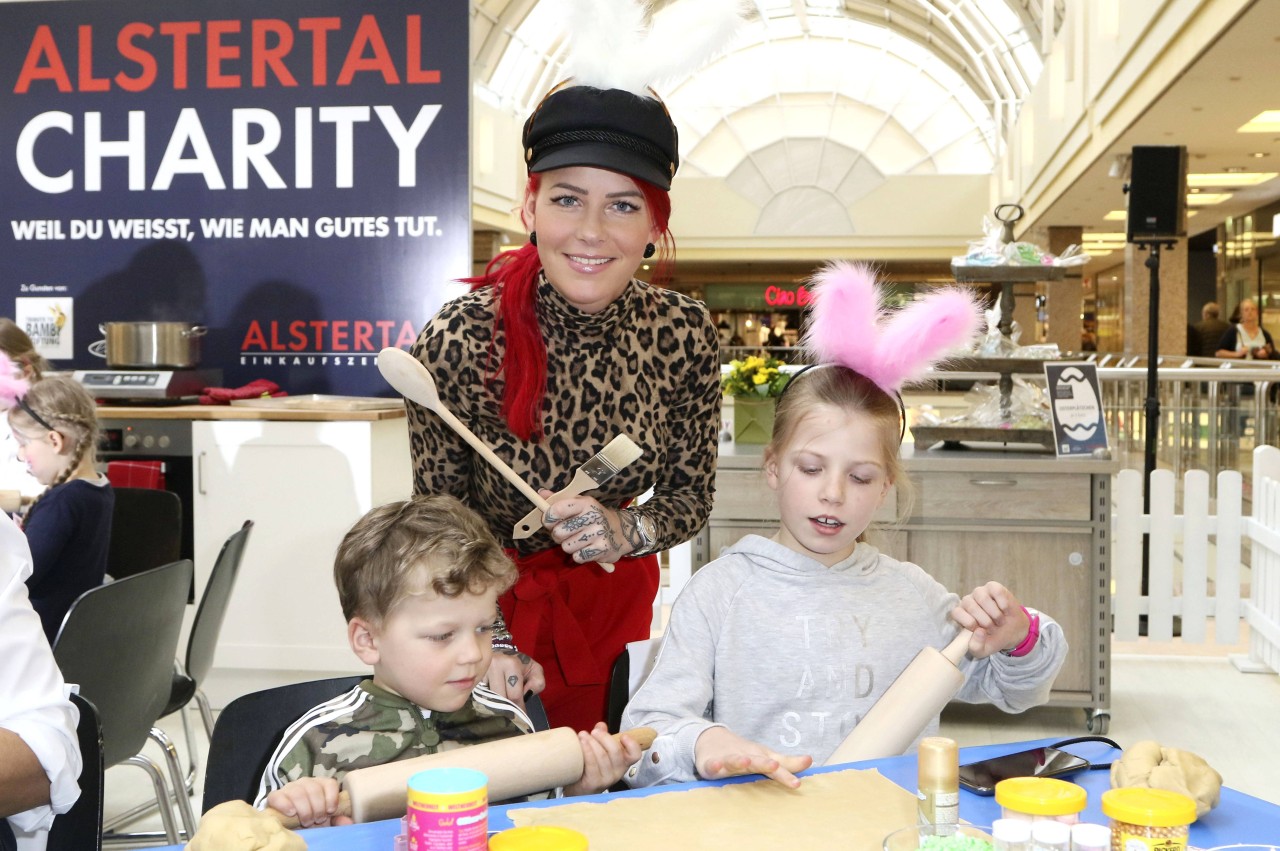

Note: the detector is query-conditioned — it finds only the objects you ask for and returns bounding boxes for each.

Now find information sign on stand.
[1044,362,1109,457]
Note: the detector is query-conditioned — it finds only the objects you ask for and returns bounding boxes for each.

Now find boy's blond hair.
[334,494,516,623]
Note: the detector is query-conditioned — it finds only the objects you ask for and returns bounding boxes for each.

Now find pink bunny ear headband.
[0,352,49,429]
[791,261,984,439]
[0,352,29,406]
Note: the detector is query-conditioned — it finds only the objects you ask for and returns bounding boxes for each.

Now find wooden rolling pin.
[273,726,656,827]
[824,629,972,765]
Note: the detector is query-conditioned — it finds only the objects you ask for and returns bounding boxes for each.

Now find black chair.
[202,675,367,812]
[160,521,254,787]
[47,693,104,851]
[523,691,550,733]
[203,677,551,813]
[106,488,182,581]
[52,559,194,845]
[606,638,661,734]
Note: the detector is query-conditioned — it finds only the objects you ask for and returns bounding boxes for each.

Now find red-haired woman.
[407,83,721,732]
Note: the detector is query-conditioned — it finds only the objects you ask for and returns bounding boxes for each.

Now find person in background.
[1216,298,1274,360]
[716,320,732,347]
[1081,327,1099,351]
[0,322,49,505]
[405,0,743,731]
[0,322,49,385]
[254,495,642,828]
[622,264,1067,788]
[0,486,81,851]
[7,376,113,644]
[1193,302,1230,359]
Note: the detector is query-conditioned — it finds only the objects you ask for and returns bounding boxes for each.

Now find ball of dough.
[185,800,308,851]
[1110,739,1222,817]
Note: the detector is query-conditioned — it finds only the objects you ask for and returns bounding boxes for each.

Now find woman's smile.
[565,254,615,274]
[566,254,610,267]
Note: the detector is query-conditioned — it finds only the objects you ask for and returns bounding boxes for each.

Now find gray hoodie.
[622,535,1066,787]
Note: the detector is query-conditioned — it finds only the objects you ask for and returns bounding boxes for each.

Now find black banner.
[2,0,470,395]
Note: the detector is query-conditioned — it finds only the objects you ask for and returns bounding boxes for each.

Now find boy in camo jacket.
[253,494,643,828]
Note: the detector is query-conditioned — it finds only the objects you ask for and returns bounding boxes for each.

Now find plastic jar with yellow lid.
[994,777,1087,824]
[488,826,589,851]
[1100,788,1195,851]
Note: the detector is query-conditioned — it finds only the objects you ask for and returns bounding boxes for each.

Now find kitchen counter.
[95,401,406,422]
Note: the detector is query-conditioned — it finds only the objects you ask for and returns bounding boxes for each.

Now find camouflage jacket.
[253,680,533,807]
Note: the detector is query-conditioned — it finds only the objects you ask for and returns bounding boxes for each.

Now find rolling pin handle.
[269,790,353,830]
[618,726,657,750]
[942,629,973,666]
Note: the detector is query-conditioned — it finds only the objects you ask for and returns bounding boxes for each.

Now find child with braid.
[6,375,114,642]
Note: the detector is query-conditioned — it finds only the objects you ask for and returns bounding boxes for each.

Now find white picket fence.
[1246,446,1280,675]
[1113,445,1280,675]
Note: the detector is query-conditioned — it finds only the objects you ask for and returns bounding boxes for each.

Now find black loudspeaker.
[1126,145,1187,242]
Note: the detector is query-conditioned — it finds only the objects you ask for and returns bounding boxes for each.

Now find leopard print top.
[409,277,721,555]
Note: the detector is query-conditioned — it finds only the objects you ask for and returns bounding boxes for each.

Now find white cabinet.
[192,418,411,705]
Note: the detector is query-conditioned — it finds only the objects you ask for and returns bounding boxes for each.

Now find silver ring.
[507,675,519,688]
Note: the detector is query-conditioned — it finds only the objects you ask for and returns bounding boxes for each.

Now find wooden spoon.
[377,347,615,572]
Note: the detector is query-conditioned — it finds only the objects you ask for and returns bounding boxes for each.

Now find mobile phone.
[957,746,1090,795]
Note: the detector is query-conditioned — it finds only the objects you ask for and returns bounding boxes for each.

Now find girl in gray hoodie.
[622,265,1067,789]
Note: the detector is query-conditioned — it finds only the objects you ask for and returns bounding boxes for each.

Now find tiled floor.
[108,639,1280,848]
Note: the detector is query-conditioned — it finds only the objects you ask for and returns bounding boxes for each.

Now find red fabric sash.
[500,547,658,688]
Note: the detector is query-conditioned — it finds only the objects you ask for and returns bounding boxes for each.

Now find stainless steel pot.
[92,322,208,368]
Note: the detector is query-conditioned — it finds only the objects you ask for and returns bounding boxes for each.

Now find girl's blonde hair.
[0,318,50,381]
[9,376,101,520]
[766,366,912,537]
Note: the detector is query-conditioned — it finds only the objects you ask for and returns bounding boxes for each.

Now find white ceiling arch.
[470,0,1061,218]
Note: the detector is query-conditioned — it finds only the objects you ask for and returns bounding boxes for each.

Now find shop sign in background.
[1,0,469,395]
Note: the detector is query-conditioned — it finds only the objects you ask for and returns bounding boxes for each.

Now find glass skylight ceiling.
[475,0,1056,180]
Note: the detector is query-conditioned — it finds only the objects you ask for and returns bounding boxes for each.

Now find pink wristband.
[1002,606,1040,657]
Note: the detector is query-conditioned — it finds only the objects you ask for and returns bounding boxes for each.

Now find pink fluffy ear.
[803,262,882,370]
[870,288,983,391]
[0,353,29,408]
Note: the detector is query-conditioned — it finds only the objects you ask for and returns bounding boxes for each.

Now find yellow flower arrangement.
[721,354,789,398]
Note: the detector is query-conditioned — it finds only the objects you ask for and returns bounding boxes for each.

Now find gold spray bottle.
[917,737,959,828]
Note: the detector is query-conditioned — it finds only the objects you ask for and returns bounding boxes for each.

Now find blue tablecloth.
[145,738,1280,849]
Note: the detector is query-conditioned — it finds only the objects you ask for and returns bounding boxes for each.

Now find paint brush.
[512,435,644,541]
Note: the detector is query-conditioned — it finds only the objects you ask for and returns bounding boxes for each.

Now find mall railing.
[913,354,1280,502]
[726,347,1280,500]
[727,345,1274,491]
[722,345,804,365]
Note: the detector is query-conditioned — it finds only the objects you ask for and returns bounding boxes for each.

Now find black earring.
[643,243,656,259]
[529,231,537,246]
